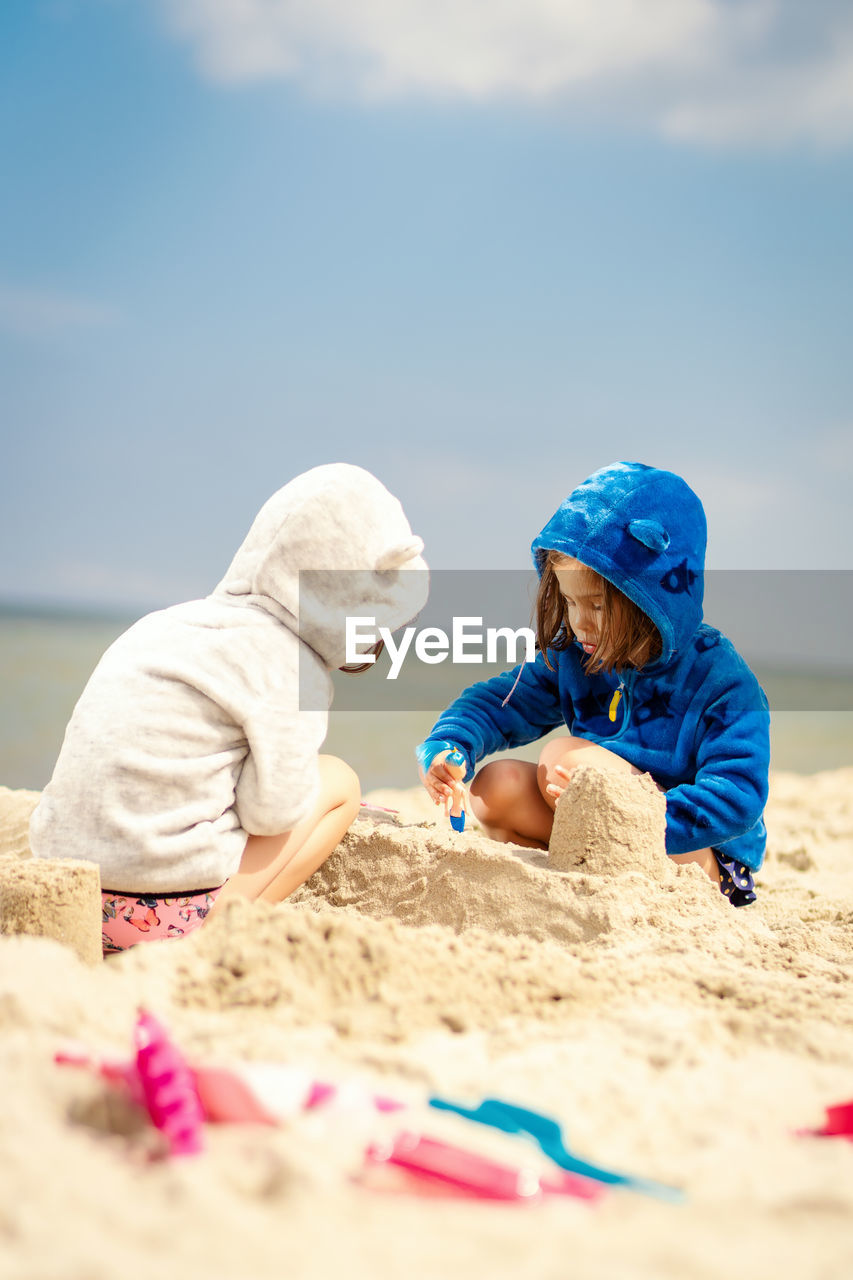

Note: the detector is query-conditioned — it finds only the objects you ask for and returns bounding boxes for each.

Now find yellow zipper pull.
[608,686,623,722]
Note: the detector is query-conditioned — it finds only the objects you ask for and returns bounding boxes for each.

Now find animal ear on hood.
[627,519,670,554]
[531,462,707,666]
[375,536,425,571]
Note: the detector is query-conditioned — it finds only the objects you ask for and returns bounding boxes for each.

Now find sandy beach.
[1,768,852,1280]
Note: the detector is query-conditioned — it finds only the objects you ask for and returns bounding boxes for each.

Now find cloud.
[0,286,120,338]
[659,6,853,146]
[159,0,853,146]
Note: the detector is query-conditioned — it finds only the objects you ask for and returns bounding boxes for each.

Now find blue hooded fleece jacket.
[426,462,771,870]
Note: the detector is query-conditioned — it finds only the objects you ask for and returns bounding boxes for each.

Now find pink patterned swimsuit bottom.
[101,887,224,955]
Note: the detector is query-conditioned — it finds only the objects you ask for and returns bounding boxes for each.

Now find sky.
[1,0,852,616]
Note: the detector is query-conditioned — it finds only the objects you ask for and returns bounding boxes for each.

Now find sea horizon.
[2,601,852,793]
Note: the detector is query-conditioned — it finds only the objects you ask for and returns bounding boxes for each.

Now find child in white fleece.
[29,464,428,953]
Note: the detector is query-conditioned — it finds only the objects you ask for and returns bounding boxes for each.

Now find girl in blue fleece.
[417,462,770,905]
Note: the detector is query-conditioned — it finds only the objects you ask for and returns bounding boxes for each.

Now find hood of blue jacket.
[531,461,707,667]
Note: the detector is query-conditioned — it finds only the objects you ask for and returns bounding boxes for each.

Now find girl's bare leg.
[469,758,553,848]
[208,755,361,916]
[669,846,721,886]
[538,735,642,789]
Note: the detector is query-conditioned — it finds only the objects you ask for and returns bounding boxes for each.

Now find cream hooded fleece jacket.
[29,465,428,893]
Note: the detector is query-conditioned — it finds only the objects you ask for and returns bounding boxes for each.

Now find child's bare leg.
[469,759,553,848]
[538,735,642,796]
[670,847,721,886]
[208,755,361,915]
[255,755,361,902]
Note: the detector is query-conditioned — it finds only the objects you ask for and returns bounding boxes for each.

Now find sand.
[0,857,102,965]
[1,768,853,1279]
[548,767,668,877]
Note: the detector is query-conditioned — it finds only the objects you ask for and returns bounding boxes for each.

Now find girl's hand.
[544,763,572,804]
[416,741,467,807]
[425,760,456,806]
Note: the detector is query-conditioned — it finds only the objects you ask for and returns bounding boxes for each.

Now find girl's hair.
[339,638,385,675]
[535,552,661,675]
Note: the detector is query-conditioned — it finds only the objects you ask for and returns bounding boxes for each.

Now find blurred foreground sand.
[1,770,852,1280]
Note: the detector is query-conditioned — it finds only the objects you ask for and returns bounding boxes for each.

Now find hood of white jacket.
[213,463,429,668]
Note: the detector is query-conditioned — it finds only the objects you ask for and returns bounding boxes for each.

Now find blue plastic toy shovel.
[444,749,467,832]
[428,1097,684,1203]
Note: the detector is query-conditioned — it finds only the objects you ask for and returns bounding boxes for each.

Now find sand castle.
[0,857,103,966]
[0,786,103,964]
[548,765,669,879]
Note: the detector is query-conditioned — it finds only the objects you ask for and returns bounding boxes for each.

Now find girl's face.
[552,556,603,657]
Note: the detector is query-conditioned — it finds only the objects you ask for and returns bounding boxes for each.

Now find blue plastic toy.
[428,1096,684,1203]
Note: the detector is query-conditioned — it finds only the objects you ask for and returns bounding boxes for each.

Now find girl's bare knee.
[471,759,523,801]
[538,736,588,799]
[317,754,361,819]
[470,759,535,823]
[538,735,638,799]
[538,736,578,775]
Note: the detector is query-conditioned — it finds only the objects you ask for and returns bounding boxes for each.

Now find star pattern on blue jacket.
[703,701,730,733]
[634,689,674,724]
[660,559,697,595]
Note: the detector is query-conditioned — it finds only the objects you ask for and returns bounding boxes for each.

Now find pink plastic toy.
[55,1032,404,1135]
[798,1098,853,1141]
[54,1044,142,1102]
[54,1023,606,1202]
[364,1131,604,1203]
[358,802,400,817]
[133,1010,205,1156]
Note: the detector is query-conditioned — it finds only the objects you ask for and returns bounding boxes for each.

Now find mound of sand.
[0,857,102,965]
[549,766,668,877]
[293,799,726,951]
